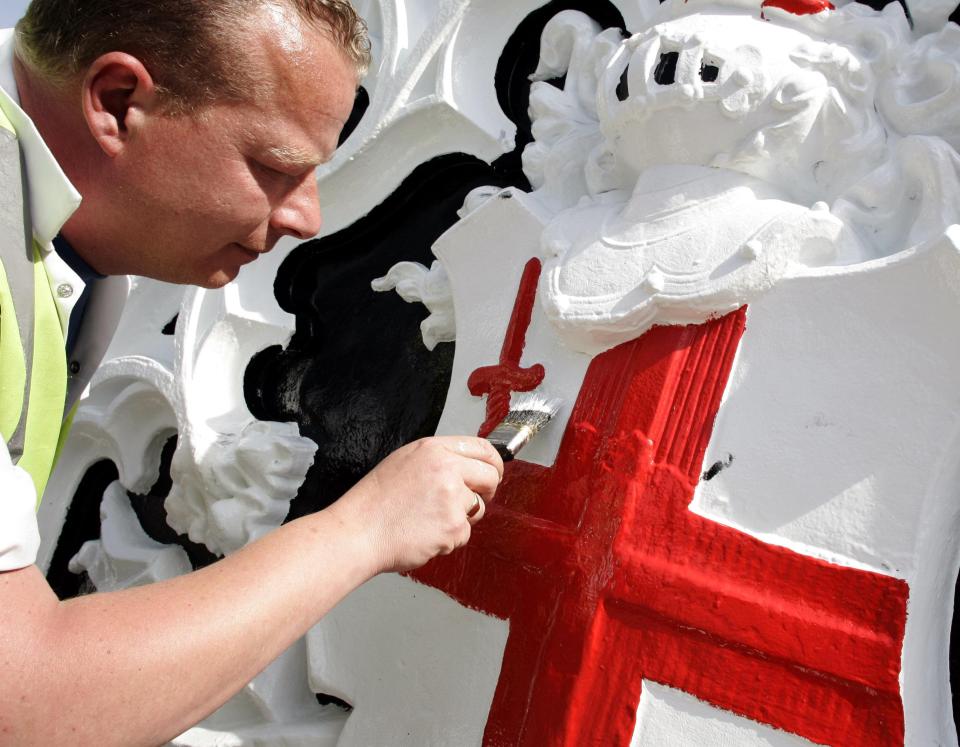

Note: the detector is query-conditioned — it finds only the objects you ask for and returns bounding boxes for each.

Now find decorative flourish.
[165,420,317,557]
[69,481,192,591]
[879,23,960,153]
[371,260,456,350]
[523,13,627,213]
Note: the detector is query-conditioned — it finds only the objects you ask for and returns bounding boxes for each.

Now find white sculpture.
[69,481,192,590]
[378,1,960,745]
[520,2,959,354]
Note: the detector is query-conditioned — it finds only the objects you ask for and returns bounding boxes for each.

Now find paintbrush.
[486,392,561,462]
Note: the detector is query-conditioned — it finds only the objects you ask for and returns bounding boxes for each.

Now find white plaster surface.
[632,681,817,746]
[317,0,514,236]
[306,573,508,747]
[173,641,348,747]
[693,231,960,745]
[528,4,958,355]
[160,272,317,557]
[692,231,960,576]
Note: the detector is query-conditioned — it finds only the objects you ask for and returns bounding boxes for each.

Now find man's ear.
[81,52,159,157]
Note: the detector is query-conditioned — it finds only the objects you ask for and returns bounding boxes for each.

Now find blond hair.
[15,0,370,110]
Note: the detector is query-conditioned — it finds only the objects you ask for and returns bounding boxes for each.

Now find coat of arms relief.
[39,0,960,744]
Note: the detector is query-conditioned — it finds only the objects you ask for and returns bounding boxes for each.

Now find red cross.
[467,258,545,437]
[412,273,908,746]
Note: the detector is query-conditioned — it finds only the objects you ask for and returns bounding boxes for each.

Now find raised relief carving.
[530,3,958,355]
[69,481,192,591]
[377,1,960,745]
[384,2,960,354]
[165,420,317,556]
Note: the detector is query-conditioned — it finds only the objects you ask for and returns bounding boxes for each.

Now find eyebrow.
[264,144,325,170]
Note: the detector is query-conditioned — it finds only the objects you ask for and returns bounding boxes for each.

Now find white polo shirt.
[0,28,130,572]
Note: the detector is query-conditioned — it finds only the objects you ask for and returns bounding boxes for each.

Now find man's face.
[112,9,357,287]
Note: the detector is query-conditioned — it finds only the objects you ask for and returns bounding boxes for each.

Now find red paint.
[413,288,908,745]
[761,0,835,15]
[468,258,545,437]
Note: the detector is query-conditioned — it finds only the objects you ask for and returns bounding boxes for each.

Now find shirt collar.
[53,233,105,284]
[0,28,82,248]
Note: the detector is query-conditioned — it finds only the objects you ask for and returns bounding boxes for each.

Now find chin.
[198,266,242,289]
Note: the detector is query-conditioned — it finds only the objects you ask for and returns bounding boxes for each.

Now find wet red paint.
[468,258,545,437]
[761,0,835,15]
[413,295,908,745]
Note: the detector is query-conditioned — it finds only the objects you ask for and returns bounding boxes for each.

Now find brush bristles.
[486,392,562,461]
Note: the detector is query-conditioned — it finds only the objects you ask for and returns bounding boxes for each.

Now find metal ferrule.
[487,423,534,462]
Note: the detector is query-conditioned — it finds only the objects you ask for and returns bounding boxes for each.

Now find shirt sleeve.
[0,434,40,571]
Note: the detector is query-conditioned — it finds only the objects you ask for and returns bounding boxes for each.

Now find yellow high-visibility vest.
[0,102,68,505]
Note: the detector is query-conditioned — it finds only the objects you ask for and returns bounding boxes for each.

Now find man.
[0,1,503,744]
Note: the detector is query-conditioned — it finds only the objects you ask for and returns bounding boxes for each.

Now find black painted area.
[700,62,719,83]
[246,154,489,518]
[338,86,370,148]
[162,313,178,336]
[951,2,959,24]
[47,459,119,600]
[953,571,960,734]
[617,67,630,101]
[244,1,625,521]
[701,454,734,482]
[316,693,353,711]
[127,436,220,570]
[654,51,680,86]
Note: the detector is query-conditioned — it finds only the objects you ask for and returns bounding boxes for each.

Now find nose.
[269,172,322,240]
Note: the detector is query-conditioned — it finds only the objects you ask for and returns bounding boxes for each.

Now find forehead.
[240,8,359,159]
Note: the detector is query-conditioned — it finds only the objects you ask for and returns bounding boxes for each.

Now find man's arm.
[0,436,502,747]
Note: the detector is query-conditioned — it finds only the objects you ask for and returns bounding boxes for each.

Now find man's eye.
[259,162,286,176]
[249,158,287,178]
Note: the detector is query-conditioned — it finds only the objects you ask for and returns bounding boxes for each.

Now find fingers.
[458,457,502,503]
[435,436,504,482]
[466,492,485,524]
[353,436,504,573]
[440,520,472,555]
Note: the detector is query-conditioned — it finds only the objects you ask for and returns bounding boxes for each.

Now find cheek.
[126,133,271,239]
[174,167,271,234]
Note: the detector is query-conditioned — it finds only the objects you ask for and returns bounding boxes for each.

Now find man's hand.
[331,436,504,574]
[0,435,502,746]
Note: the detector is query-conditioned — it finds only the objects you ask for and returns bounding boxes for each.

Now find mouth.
[233,243,263,264]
